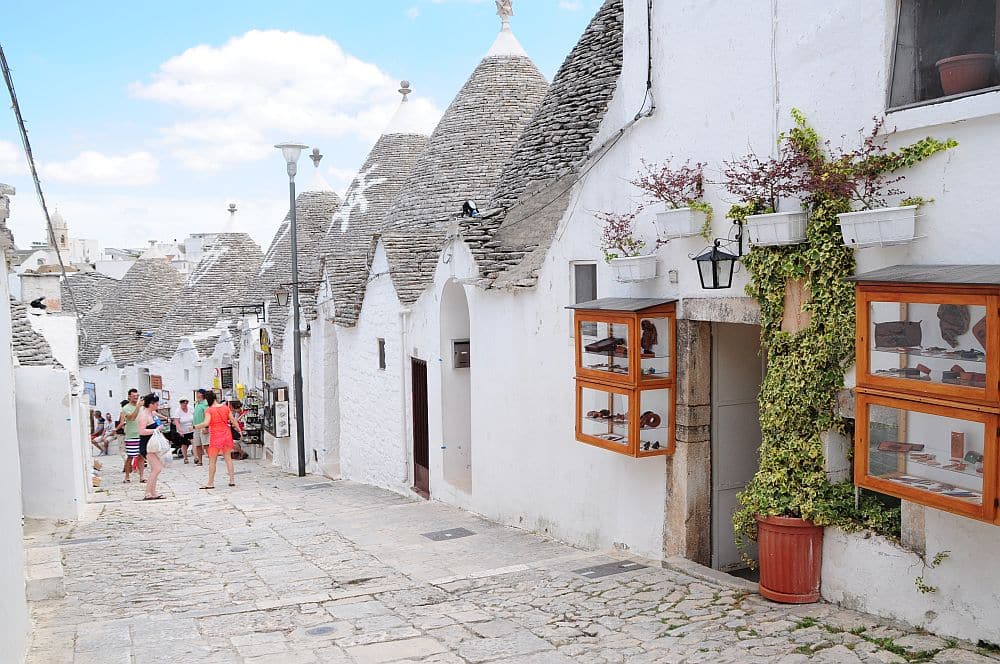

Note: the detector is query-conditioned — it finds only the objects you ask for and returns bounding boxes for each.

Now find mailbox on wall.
[453,339,471,369]
[262,379,290,437]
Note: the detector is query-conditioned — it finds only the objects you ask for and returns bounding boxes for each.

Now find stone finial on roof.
[384,80,427,136]
[488,0,526,57]
[224,203,242,233]
[305,148,335,193]
[399,80,411,101]
[310,148,323,167]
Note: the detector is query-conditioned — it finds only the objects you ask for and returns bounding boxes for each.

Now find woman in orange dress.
[193,391,240,489]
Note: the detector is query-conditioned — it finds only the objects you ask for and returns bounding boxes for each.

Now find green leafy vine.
[733,110,956,556]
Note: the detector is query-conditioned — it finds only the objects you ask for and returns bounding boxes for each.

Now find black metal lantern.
[694,240,739,290]
[273,285,290,307]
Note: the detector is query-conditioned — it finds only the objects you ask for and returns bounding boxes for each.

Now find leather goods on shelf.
[585,336,624,354]
[973,315,987,349]
[937,304,970,348]
[874,321,921,348]
[877,441,925,453]
[640,319,658,354]
[638,411,661,428]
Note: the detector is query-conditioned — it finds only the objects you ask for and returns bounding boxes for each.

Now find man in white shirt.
[172,399,196,464]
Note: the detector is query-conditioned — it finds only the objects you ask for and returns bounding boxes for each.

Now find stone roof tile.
[9,297,61,368]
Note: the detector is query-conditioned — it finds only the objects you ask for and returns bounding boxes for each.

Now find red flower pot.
[936,53,995,96]
[756,515,824,604]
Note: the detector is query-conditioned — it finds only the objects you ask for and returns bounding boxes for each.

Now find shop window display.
[569,298,676,458]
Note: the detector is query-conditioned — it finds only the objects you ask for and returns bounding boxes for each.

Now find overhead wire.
[0,42,87,338]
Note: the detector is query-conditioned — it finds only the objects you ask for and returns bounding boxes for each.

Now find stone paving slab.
[23,456,1000,664]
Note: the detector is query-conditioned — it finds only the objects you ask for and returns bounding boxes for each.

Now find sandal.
[199,486,214,490]
[228,482,236,487]
[124,478,131,483]
[140,479,147,483]
[142,495,165,501]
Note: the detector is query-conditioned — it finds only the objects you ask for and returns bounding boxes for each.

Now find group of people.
[93,388,247,500]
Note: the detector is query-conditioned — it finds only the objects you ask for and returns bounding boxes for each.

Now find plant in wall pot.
[732,110,954,605]
[811,116,958,248]
[632,159,713,240]
[597,210,657,282]
[722,146,808,247]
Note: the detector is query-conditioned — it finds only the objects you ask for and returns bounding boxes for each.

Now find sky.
[0,0,603,251]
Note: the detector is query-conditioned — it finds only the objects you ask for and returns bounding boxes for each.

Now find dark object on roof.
[9,297,61,368]
[29,296,46,310]
[849,265,1000,286]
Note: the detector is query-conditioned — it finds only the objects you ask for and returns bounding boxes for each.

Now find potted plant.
[808,117,956,248]
[936,53,994,96]
[597,210,657,282]
[632,159,713,240]
[722,147,808,246]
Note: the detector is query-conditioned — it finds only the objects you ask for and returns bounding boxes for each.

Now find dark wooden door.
[411,358,430,499]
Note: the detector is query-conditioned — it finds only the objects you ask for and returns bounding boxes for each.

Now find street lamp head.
[275,142,309,179]
[273,285,291,308]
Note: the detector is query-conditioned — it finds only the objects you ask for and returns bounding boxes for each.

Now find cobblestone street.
[23,459,1000,664]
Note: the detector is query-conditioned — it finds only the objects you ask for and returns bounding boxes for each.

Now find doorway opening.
[411,357,430,499]
[439,280,472,494]
[710,323,765,573]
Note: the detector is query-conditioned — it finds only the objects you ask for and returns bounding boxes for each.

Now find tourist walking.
[193,391,240,490]
[137,393,166,500]
[172,399,195,463]
[121,390,143,483]
[191,389,208,466]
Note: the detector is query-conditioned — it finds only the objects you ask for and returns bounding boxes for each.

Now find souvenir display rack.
[852,265,1000,524]
[568,298,677,458]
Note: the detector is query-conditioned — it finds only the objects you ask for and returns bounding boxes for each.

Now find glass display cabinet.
[569,298,676,458]
[852,266,1000,524]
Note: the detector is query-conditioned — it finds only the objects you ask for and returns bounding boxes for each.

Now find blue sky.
[0,0,602,249]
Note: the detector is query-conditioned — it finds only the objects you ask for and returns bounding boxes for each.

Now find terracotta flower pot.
[755,515,823,604]
[936,53,994,96]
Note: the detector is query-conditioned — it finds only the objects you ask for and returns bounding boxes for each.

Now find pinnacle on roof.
[383,80,428,136]
[303,148,335,193]
[223,202,243,233]
[487,0,527,58]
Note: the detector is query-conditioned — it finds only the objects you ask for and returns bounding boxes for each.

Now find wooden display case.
[852,265,1000,524]
[569,298,677,458]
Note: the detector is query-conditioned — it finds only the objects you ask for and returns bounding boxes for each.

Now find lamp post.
[275,141,309,477]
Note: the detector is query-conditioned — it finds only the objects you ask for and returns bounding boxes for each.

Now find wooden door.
[411,358,430,499]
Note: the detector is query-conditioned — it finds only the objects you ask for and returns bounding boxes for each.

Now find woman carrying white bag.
[137,393,168,501]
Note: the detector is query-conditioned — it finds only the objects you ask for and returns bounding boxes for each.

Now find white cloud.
[0,140,26,178]
[406,6,420,19]
[559,1,582,9]
[130,30,442,173]
[40,151,159,186]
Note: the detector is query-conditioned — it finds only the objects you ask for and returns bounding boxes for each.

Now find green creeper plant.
[732,110,956,556]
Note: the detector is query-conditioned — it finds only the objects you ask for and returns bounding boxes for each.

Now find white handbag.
[147,430,169,456]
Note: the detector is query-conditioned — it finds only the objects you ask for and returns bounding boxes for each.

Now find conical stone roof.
[245,188,341,344]
[61,271,119,316]
[9,297,61,368]
[143,233,263,360]
[381,23,549,306]
[320,88,429,327]
[79,258,184,366]
[464,0,625,288]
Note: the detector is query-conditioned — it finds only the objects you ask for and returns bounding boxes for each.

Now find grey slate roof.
[381,51,549,306]
[61,271,119,316]
[142,234,263,360]
[9,297,61,368]
[244,190,341,344]
[319,132,428,327]
[78,258,184,366]
[463,0,625,288]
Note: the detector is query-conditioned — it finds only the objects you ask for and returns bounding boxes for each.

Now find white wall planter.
[745,211,809,246]
[837,205,918,248]
[608,255,657,282]
[655,206,708,239]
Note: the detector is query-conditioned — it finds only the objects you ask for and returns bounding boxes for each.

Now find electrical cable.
[0,43,87,337]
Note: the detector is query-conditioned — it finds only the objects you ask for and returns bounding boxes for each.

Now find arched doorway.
[439,279,472,494]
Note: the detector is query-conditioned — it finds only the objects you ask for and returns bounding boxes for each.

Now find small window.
[108,390,112,398]
[572,263,598,338]
[889,0,999,109]
[378,338,386,370]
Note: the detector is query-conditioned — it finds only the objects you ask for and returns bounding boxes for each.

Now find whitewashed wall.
[15,366,87,521]
[336,244,409,492]
[0,273,28,662]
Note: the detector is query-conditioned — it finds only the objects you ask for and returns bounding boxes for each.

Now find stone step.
[24,546,65,601]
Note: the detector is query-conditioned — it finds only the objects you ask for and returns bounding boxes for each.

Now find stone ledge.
[661,556,758,594]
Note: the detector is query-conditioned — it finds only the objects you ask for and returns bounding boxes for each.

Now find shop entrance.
[411,357,430,499]
[711,323,764,571]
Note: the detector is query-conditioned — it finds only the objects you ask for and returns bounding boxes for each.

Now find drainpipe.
[399,305,411,486]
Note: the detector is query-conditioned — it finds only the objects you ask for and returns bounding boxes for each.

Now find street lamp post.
[275,141,309,477]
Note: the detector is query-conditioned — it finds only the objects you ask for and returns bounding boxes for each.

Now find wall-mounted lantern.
[691,220,744,290]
